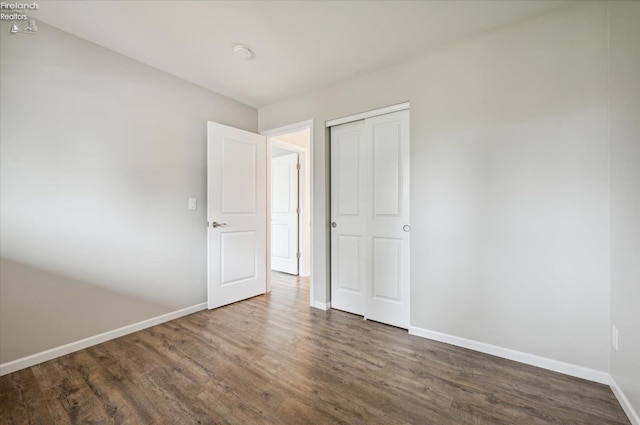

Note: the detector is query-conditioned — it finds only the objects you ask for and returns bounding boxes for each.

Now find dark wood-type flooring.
[0,273,631,424]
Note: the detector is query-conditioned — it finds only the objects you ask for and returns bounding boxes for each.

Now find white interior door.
[208,121,266,309]
[330,110,410,329]
[365,111,410,329]
[330,120,367,316]
[271,153,300,274]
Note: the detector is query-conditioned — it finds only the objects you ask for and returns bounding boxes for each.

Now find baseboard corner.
[610,375,640,425]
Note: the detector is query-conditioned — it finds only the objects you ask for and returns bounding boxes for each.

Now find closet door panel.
[330,120,367,315]
[366,110,410,329]
[330,109,410,329]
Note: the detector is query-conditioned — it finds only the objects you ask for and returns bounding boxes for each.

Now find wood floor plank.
[0,272,632,424]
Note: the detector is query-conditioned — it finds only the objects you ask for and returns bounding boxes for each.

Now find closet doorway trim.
[325,102,410,128]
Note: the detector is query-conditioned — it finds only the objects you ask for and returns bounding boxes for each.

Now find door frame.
[261,120,314,305]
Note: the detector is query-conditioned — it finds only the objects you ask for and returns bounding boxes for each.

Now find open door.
[208,122,266,309]
[271,153,300,275]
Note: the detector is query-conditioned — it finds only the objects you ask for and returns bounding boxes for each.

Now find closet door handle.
[403,225,410,232]
[331,222,337,228]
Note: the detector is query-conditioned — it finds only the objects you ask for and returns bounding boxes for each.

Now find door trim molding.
[325,102,410,127]
[262,120,314,138]
[261,119,315,306]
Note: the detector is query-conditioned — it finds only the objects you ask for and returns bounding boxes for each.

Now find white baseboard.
[610,376,640,425]
[312,300,331,311]
[408,326,609,384]
[0,302,208,376]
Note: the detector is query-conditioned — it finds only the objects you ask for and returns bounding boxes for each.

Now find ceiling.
[32,1,567,108]
[272,129,310,147]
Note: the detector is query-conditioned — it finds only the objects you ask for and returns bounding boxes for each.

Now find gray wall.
[609,1,640,416]
[0,258,167,362]
[0,21,257,363]
[260,2,611,372]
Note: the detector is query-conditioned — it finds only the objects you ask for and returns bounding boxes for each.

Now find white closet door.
[330,120,367,316]
[271,153,299,275]
[365,111,410,329]
[330,110,410,329]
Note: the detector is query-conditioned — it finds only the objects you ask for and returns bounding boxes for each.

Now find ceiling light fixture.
[233,44,254,60]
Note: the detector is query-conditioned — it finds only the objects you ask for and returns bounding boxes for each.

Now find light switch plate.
[188,198,197,210]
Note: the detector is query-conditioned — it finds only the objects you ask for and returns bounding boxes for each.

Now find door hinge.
[296,163,301,170]
[296,207,301,214]
[296,252,301,259]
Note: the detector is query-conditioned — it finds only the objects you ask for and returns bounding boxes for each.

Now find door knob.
[331,222,337,228]
[403,225,410,232]
[211,221,227,228]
